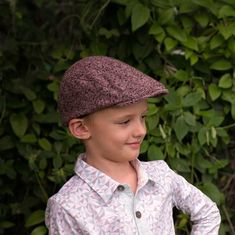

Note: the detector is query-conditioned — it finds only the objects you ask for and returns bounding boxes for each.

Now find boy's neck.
[84,154,138,193]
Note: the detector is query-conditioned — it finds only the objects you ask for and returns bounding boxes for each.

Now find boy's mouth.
[126,142,141,149]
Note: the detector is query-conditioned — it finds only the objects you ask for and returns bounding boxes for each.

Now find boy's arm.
[170,169,221,235]
[45,197,84,235]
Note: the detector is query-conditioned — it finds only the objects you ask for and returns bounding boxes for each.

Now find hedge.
[0,0,235,234]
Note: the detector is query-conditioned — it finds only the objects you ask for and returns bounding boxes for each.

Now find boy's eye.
[118,120,130,125]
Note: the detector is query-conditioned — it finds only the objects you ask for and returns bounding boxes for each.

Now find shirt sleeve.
[170,168,221,235]
[45,197,85,235]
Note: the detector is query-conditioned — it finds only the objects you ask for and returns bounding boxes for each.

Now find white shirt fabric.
[45,154,221,235]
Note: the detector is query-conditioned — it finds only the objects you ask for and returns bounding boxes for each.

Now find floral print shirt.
[45,154,221,235]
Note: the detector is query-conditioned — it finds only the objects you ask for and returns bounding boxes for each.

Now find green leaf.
[174,115,189,142]
[47,81,59,93]
[199,182,224,205]
[159,124,167,139]
[19,86,37,101]
[218,73,233,88]
[166,142,175,157]
[158,8,174,25]
[132,41,152,60]
[169,158,190,172]
[208,159,229,174]
[112,0,130,5]
[183,36,198,51]
[232,103,235,120]
[210,34,224,49]
[210,59,232,71]
[31,225,47,235]
[192,0,213,8]
[147,144,165,160]
[0,221,15,228]
[181,15,194,31]
[131,3,150,31]
[174,70,189,81]
[98,28,119,39]
[146,115,158,130]
[184,112,196,126]
[39,158,47,170]
[178,214,189,229]
[164,37,177,52]
[38,138,52,151]
[25,210,45,227]
[53,154,63,169]
[195,155,213,173]
[34,112,59,123]
[207,116,224,127]
[33,100,45,114]
[217,22,235,39]
[177,86,190,97]
[149,23,164,35]
[210,126,217,139]
[149,23,166,42]
[0,136,15,151]
[125,1,137,18]
[190,53,198,65]
[10,113,28,137]
[90,41,108,55]
[222,90,235,104]
[166,26,187,42]
[21,134,37,143]
[179,3,196,14]
[182,92,201,107]
[218,5,235,18]
[140,140,149,154]
[198,127,208,146]
[164,92,182,111]
[216,128,229,142]
[208,84,221,101]
[175,143,191,156]
[147,103,159,115]
[194,11,209,27]
[228,37,235,53]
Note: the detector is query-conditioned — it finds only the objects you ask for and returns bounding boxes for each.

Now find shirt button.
[135,211,142,218]
[117,185,125,192]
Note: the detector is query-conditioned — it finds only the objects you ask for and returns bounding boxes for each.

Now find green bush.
[0,0,235,234]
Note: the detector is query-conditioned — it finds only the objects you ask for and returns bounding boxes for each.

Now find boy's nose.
[133,120,146,138]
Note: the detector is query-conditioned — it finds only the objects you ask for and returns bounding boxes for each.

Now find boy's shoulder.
[140,159,172,174]
[141,160,177,193]
[48,174,88,205]
[139,160,175,185]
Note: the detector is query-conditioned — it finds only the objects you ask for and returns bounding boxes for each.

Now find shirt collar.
[74,154,155,203]
[74,154,119,203]
[130,159,156,188]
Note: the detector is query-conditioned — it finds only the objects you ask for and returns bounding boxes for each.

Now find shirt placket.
[117,184,149,235]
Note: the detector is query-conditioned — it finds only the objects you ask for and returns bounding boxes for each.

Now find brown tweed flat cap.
[59,56,168,126]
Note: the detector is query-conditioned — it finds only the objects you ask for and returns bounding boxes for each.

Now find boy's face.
[83,99,148,164]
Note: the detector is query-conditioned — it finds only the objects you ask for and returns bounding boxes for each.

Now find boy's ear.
[68,119,91,140]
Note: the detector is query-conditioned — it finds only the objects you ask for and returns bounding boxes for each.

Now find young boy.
[45,56,221,234]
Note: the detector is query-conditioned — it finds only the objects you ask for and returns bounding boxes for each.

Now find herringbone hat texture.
[58,56,168,126]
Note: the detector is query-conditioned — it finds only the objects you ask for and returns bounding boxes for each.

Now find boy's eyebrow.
[113,108,149,119]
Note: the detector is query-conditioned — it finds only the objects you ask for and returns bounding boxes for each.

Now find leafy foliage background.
[0,0,235,234]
